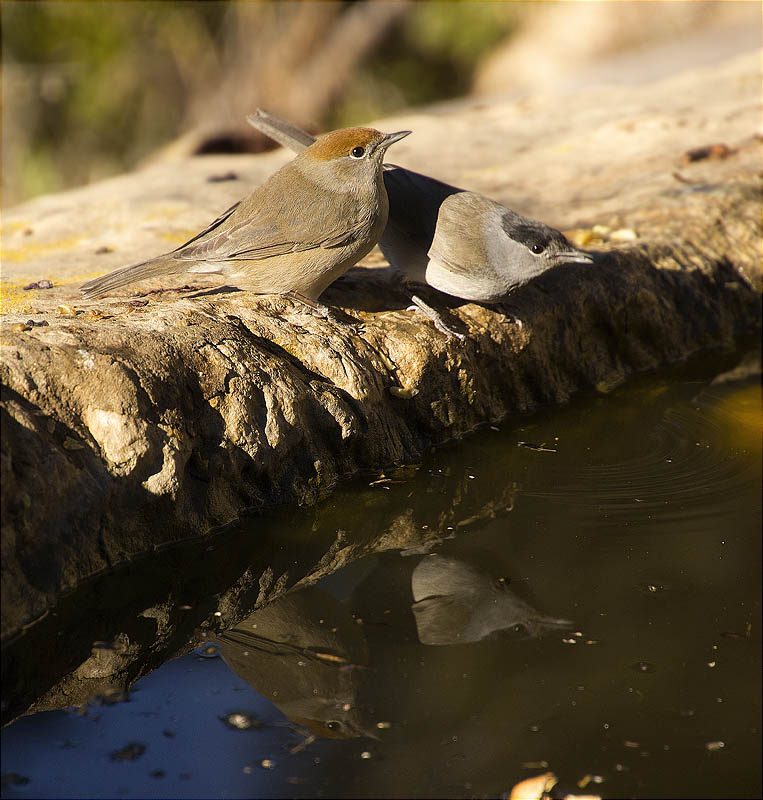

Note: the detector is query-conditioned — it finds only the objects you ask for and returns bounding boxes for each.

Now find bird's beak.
[535,616,575,630]
[552,250,595,265]
[379,130,411,151]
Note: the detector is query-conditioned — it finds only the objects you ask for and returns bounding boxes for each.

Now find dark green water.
[2,352,761,799]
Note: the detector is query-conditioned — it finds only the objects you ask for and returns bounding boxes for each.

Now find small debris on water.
[517,441,557,453]
[1,773,31,787]
[221,713,262,731]
[110,742,146,761]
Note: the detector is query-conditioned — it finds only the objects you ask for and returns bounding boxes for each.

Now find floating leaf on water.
[198,643,221,658]
[312,651,348,664]
[508,771,557,800]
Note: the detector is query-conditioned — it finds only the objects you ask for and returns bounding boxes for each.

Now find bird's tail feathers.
[80,255,183,299]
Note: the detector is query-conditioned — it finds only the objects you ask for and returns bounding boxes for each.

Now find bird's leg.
[494,302,525,331]
[282,290,330,316]
[282,290,363,330]
[406,293,465,341]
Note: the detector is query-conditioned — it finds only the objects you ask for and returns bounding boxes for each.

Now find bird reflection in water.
[216,586,379,740]
[411,554,573,645]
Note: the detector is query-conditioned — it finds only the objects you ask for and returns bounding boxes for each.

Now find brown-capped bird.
[80,126,410,302]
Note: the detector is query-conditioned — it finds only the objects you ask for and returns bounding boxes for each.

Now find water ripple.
[523,382,761,521]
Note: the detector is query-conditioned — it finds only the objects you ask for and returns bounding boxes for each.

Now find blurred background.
[2,0,758,207]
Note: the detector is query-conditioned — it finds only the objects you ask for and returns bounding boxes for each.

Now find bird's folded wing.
[171,200,241,252]
[173,204,367,263]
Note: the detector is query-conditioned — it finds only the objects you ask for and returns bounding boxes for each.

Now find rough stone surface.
[1,51,761,644]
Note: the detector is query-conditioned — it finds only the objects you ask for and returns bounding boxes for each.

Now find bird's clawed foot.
[282,291,364,332]
[407,294,465,341]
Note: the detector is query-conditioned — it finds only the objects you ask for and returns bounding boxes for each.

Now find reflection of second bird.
[81,125,410,306]
[411,554,573,645]
[249,109,594,308]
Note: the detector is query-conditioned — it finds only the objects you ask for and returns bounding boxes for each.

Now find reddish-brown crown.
[307,127,382,161]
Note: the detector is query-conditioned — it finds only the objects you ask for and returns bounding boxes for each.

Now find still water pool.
[2,351,761,799]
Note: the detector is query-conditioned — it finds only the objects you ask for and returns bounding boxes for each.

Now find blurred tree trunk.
[158,1,410,159]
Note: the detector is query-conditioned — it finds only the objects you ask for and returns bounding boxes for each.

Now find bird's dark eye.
[531,244,545,255]
[350,146,365,158]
